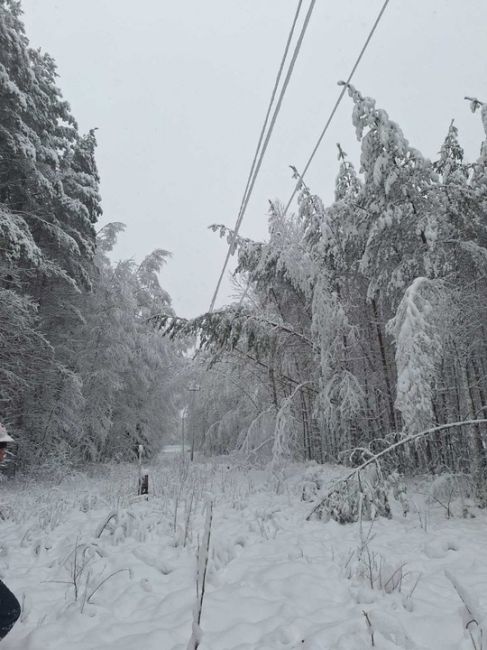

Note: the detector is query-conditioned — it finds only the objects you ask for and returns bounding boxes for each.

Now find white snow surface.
[1,453,486,650]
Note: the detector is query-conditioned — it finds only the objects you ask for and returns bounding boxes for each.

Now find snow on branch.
[387,277,444,433]
[307,419,487,522]
[152,308,314,356]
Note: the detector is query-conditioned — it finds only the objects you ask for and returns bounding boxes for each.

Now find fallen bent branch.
[306,419,487,521]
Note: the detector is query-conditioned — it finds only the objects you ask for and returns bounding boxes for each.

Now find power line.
[235,0,305,238]
[208,0,317,313]
[283,0,391,216]
[232,0,316,236]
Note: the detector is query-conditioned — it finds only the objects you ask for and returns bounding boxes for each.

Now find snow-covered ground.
[1,453,486,650]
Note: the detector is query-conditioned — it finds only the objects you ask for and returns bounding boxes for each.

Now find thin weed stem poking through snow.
[363,610,375,647]
[187,500,213,650]
[84,568,132,611]
[445,570,486,650]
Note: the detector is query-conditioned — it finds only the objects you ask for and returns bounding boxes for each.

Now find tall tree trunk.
[300,389,311,460]
[463,362,487,506]
[371,298,397,432]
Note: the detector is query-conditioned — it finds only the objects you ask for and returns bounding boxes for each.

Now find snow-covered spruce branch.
[231,347,318,392]
[279,381,314,404]
[465,95,486,112]
[151,309,314,349]
[208,223,253,250]
[306,419,487,521]
[250,314,314,348]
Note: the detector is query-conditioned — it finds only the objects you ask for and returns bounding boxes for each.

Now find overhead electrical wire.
[209,0,391,313]
[283,0,391,216]
[208,0,316,313]
[234,0,305,240]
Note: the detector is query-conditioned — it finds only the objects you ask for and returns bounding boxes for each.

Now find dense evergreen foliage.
[0,1,182,466]
[161,85,487,501]
[2,1,486,497]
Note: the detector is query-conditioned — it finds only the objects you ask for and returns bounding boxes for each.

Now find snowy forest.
[2,1,487,649]
[0,1,183,467]
[162,89,487,500]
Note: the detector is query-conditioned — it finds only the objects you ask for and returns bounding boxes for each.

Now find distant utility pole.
[181,407,187,458]
[188,382,201,462]
[137,444,149,496]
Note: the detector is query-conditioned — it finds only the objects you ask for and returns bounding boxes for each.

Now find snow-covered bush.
[429,472,473,518]
[299,464,328,502]
[310,465,408,524]
[348,549,407,596]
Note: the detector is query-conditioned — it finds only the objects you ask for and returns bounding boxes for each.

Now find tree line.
[4,0,486,494]
[162,85,487,501]
[0,1,182,467]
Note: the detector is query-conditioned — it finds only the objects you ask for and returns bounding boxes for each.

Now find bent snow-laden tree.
[158,84,487,502]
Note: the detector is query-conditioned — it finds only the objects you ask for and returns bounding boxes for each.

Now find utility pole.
[137,444,149,496]
[181,407,186,457]
[187,382,201,462]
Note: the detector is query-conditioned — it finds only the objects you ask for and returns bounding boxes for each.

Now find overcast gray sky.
[21,0,487,317]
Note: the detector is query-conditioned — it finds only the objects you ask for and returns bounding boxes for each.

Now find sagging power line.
[209,0,391,312]
[283,0,391,216]
[208,0,316,313]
